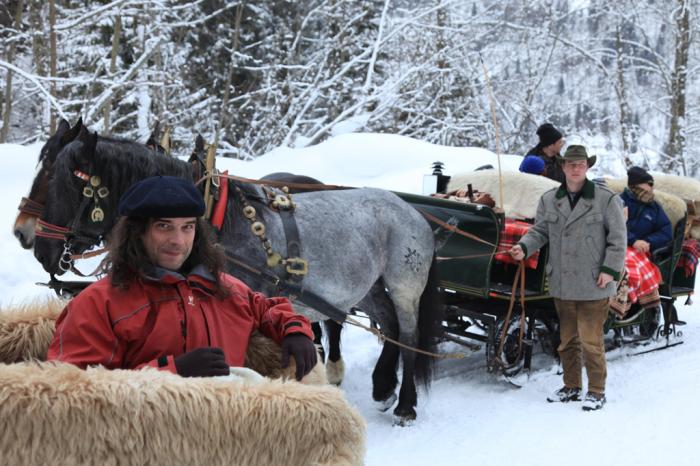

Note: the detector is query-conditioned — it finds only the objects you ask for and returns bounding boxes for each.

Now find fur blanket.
[0,300,364,465]
[0,298,327,384]
[0,362,365,466]
[447,170,559,219]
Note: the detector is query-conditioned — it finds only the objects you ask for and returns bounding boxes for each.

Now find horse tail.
[415,254,443,388]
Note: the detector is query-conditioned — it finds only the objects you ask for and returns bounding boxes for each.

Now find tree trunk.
[103,14,121,135]
[30,0,46,134]
[49,0,57,133]
[1,0,24,143]
[663,0,690,175]
[215,1,244,150]
[615,25,633,168]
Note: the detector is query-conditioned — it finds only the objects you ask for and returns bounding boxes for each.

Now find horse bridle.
[34,169,109,273]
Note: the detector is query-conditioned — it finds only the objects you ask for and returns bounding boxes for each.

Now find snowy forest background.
[0,0,698,176]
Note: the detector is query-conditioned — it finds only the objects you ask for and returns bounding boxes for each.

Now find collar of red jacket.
[142,264,217,295]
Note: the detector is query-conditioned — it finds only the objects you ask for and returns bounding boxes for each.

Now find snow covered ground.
[0,134,698,466]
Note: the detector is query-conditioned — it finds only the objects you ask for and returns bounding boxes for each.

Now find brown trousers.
[553,298,609,394]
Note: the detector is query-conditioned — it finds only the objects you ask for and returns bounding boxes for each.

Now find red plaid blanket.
[677,239,700,278]
[495,219,540,269]
[624,247,662,304]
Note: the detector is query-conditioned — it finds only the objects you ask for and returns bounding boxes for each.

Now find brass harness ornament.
[235,186,308,277]
[75,171,109,223]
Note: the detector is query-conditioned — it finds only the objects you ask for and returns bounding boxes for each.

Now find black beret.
[118,176,205,218]
[627,166,654,187]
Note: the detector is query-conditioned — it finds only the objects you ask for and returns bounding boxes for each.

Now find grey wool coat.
[518,179,627,301]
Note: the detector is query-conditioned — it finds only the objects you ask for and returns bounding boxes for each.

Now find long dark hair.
[105,216,229,296]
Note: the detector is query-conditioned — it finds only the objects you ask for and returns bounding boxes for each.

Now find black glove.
[174,347,230,377]
[281,333,317,381]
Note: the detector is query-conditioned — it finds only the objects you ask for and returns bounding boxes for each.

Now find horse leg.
[312,322,326,363]
[362,283,401,410]
[324,319,344,386]
[372,335,400,411]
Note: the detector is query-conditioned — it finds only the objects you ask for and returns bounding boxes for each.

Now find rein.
[491,261,528,372]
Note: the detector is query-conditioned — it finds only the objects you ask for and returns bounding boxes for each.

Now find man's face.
[562,159,588,184]
[141,217,196,271]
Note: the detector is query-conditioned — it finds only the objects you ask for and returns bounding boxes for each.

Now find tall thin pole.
[479,54,504,210]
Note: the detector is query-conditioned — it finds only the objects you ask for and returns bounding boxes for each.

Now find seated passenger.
[621,166,673,254]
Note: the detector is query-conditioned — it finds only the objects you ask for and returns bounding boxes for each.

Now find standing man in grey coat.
[509,145,626,411]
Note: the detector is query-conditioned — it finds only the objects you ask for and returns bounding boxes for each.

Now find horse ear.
[76,124,89,143]
[73,128,97,168]
[195,134,204,152]
[62,117,83,144]
[147,121,161,147]
[56,119,70,136]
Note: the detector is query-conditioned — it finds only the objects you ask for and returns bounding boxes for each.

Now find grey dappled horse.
[259,172,346,386]
[32,130,443,424]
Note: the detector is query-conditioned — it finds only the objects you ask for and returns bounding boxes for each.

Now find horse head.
[33,128,192,275]
[33,129,116,275]
[14,118,83,249]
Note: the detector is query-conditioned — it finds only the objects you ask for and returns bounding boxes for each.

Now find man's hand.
[174,347,230,377]
[596,272,614,288]
[509,244,525,261]
[281,333,318,381]
[633,239,650,253]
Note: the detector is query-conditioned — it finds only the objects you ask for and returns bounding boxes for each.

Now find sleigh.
[397,185,696,378]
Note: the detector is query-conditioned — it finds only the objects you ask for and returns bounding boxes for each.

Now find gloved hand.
[174,347,230,377]
[281,333,317,381]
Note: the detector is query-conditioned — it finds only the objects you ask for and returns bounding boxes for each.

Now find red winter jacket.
[46,267,313,374]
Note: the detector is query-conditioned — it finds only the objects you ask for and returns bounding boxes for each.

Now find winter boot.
[582,392,606,411]
[546,386,582,403]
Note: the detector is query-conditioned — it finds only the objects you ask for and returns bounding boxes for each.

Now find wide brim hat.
[557,144,596,168]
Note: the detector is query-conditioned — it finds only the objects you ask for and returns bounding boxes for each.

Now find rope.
[491,261,528,371]
[343,316,467,360]
[195,172,352,192]
[419,210,497,247]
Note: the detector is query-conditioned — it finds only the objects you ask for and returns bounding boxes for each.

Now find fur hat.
[519,155,546,175]
[627,166,654,187]
[536,123,563,147]
[558,144,597,167]
[118,176,205,218]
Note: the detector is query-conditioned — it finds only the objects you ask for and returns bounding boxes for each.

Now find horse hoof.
[326,358,345,386]
[392,406,416,426]
[392,415,416,427]
[375,393,397,412]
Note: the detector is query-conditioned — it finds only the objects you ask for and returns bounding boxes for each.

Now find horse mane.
[48,137,193,233]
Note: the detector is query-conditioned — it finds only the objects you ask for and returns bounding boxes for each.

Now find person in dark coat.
[621,166,673,253]
[525,123,566,183]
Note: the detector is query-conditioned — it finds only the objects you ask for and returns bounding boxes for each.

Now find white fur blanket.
[448,170,559,219]
[0,300,364,465]
[0,362,365,466]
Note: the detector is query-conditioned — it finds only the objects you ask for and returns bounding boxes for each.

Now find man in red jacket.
[47,176,317,380]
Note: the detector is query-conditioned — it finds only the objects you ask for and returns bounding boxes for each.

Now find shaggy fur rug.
[448,170,559,219]
[0,300,364,465]
[0,362,365,466]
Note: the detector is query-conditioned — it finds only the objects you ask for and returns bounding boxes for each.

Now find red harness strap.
[211,170,229,231]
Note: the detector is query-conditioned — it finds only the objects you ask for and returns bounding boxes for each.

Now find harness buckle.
[285,257,308,276]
